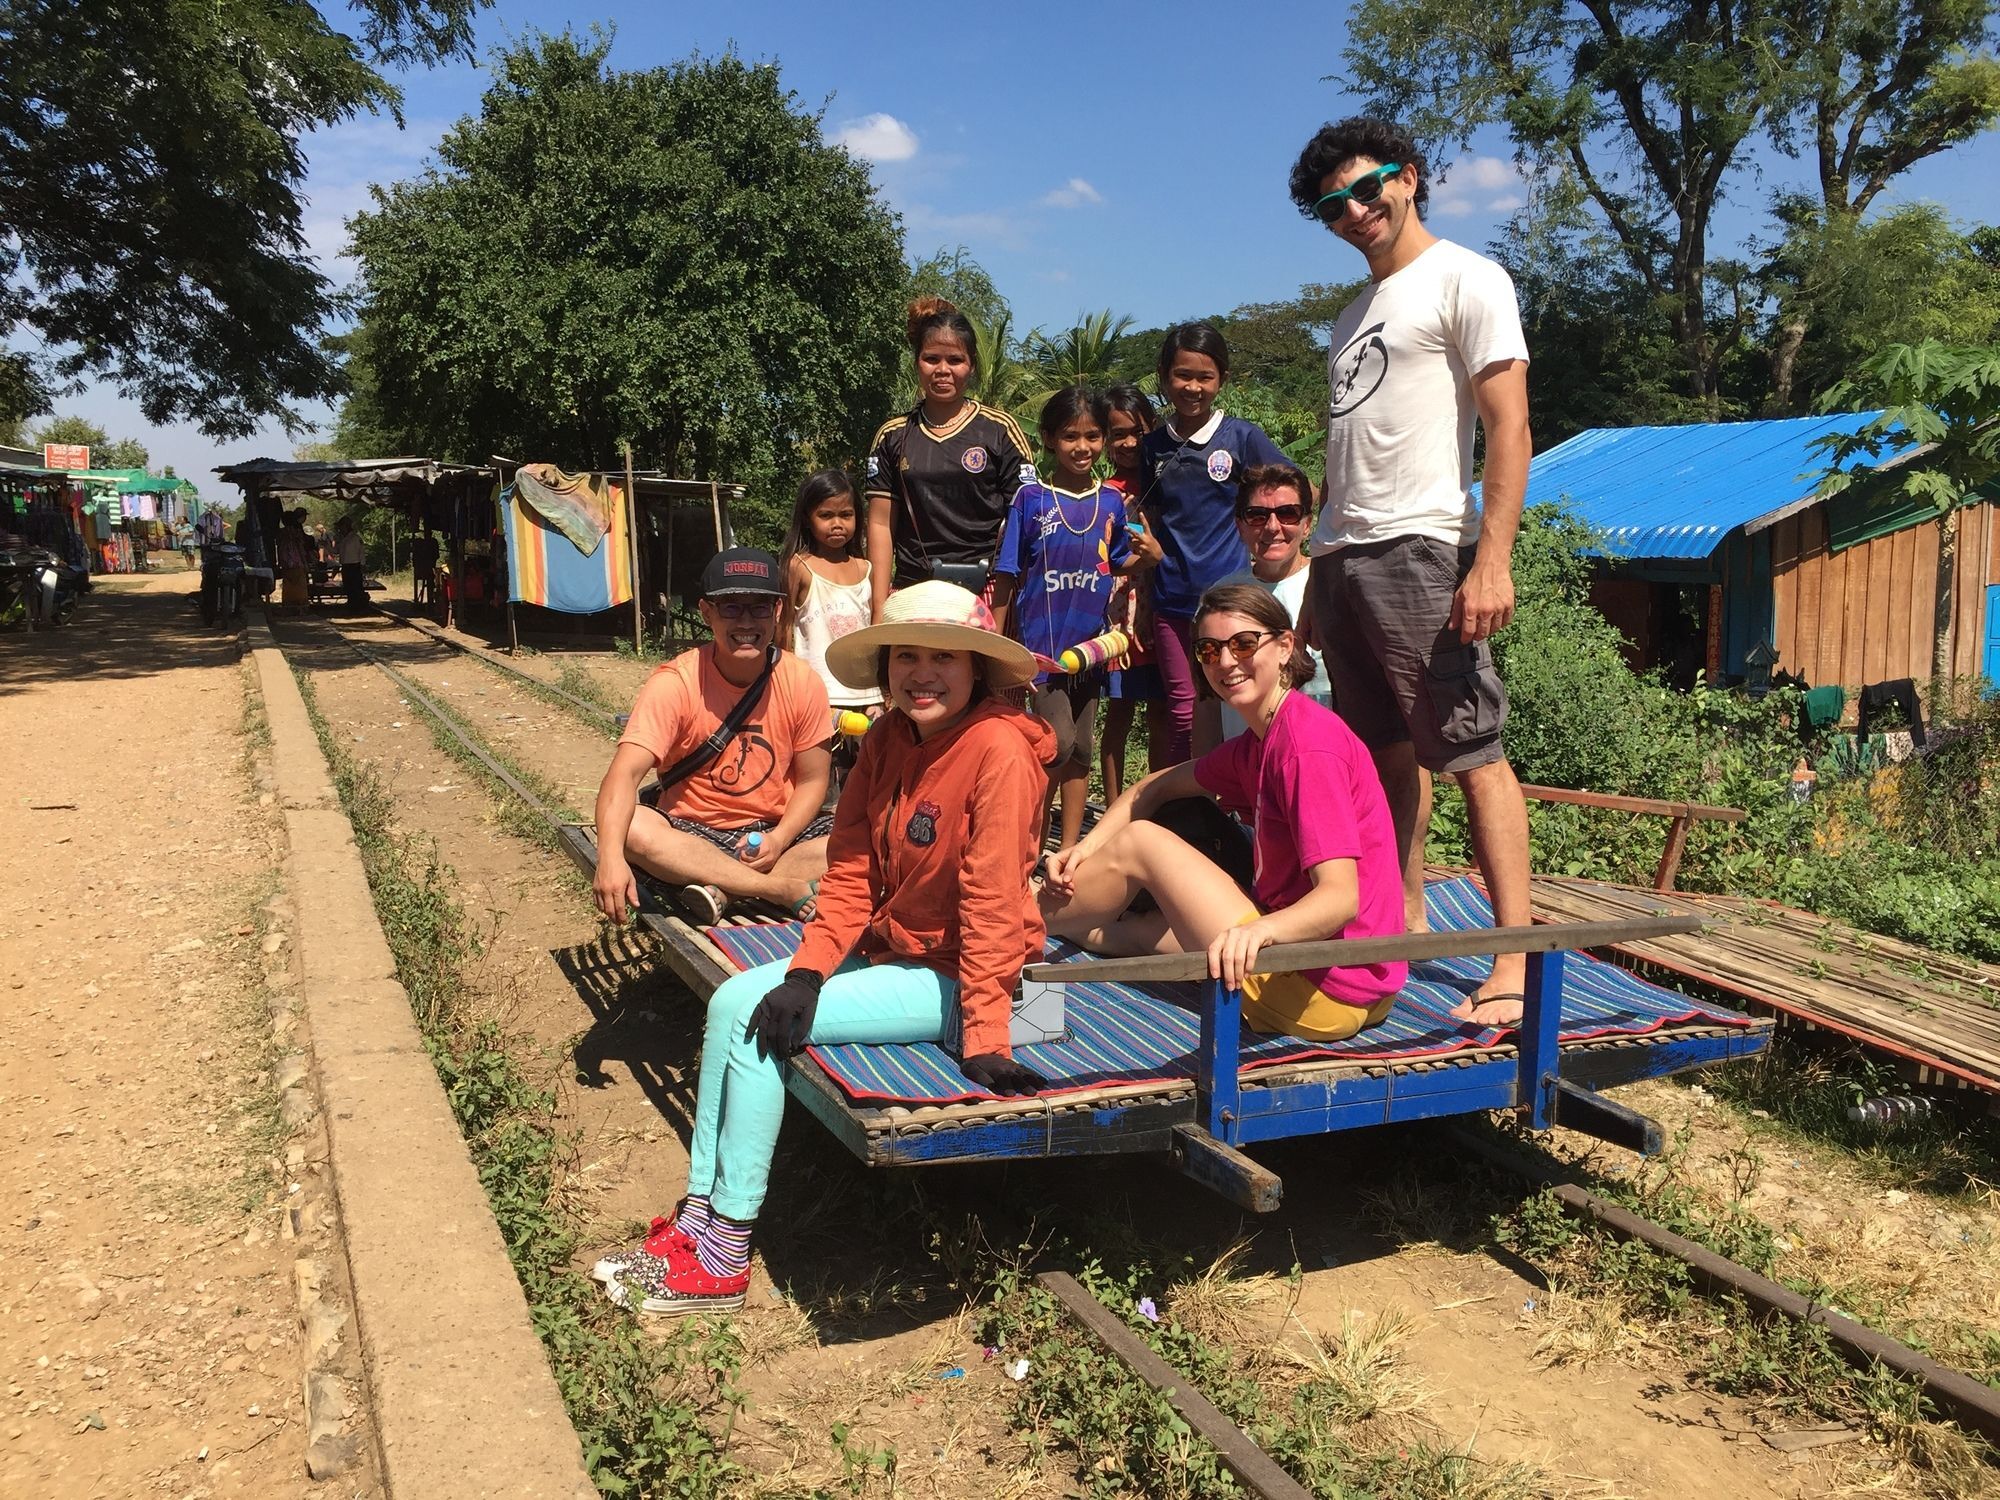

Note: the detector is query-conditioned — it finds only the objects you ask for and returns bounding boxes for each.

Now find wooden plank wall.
[1766,498,1998,688]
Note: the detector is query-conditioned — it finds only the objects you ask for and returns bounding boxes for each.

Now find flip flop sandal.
[787,879,820,922]
[674,883,727,925]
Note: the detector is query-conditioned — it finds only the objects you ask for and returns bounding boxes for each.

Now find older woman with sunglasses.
[1040,582,1407,1041]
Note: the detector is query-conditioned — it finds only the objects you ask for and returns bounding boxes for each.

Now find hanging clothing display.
[512,464,612,555]
[503,474,633,615]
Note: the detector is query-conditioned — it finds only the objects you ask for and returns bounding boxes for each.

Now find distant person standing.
[336,516,367,611]
[411,528,440,606]
[1289,116,1534,1027]
[276,509,313,614]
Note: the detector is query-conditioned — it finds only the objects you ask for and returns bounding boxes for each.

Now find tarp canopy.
[214,456,492,504]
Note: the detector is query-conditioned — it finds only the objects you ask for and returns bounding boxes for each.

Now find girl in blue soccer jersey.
[1138,323,1289,767]
[991,387,1154,851]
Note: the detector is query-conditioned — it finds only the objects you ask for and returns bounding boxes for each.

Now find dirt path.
[262,607,1872,1498]
[0,574,378,1499]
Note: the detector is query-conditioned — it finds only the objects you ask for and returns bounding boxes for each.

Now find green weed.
[296,659,746,1497]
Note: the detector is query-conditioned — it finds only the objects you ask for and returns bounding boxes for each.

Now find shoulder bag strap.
[648,644,780,797]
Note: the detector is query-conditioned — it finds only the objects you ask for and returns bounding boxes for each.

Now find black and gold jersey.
[866,400,1036,586]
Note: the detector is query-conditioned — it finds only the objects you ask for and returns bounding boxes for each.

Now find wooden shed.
[1524,416,2000,691]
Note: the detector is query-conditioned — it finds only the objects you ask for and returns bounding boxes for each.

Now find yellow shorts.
[1232,910,1397,1041]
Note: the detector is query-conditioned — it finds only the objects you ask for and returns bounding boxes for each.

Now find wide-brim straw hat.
[825,580,1038,691]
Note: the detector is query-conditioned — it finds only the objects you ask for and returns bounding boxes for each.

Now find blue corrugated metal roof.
[1517,412,1905,560]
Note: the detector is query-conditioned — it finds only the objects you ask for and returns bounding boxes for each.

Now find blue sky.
[40,0,2000,496]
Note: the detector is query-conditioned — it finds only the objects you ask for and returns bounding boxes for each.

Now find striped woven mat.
[703,876,1752,1105]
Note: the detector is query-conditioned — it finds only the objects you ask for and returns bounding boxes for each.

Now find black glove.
[960,1052,1045,1097]
[748,969,824,1059]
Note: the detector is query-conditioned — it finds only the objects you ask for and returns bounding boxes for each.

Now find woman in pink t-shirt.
[1041,583,1406,1039]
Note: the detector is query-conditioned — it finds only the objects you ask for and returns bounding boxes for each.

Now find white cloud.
[1457,155,1520,191]
[1486,193,1525,213]
[831,112,920,163]
[1041,177,1103,208]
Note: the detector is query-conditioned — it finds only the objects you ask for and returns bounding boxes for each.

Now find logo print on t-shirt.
[906,798,941,846]
[960,447,988,474]
[1206,450,1234,483]
[1330,321,1389,417]
[707,721,777,797]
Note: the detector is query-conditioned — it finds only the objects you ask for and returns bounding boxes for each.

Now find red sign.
[43,443,90,470]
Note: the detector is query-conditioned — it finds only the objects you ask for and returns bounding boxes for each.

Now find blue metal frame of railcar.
[787,949,1771,1169]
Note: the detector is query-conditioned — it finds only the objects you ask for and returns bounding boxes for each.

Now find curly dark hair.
[1287,117,1428,220]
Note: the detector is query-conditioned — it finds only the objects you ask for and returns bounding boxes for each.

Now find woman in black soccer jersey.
[865,297,1037,619]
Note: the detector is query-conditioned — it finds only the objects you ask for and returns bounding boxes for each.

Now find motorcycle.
[0,547,80,629]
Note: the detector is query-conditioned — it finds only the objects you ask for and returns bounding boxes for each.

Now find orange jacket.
[792,697,1055,1058]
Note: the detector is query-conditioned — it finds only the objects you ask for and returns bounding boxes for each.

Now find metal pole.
[623,444,642,653]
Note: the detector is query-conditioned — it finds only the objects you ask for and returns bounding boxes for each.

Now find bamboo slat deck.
[1436,866,2000,1097]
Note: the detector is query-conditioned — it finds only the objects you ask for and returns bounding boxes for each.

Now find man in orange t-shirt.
[593,548,834,924]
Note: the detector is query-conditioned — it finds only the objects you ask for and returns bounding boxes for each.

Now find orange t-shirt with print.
[617,649,831,830]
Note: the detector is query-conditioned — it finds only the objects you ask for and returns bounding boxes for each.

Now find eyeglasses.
[1312,162,1402,224]
[1191,630,1278,665]
[1238,504,1306,527]
[710,598,777,620]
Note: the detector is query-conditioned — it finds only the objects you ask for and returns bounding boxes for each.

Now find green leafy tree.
[345,34,906,549]
[99,437,150,470]
[1762,203,2000,411]
[0,0,483,436]
[1813,339,2000,679]
[1342,0,2000,405]
[30,415,108,454]
[906,247,1010,336]
[1021,310,1134,406]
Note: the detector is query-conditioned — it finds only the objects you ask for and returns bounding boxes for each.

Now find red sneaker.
[613,1238,749,1318]
[590,1212,694,1288]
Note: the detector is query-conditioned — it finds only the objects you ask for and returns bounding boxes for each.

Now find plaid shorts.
[663,812,835,854]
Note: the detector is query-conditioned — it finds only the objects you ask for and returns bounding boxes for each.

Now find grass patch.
[384,669,582,855]
[1697,1035,2000,1200]
[1493,1124,1995,1493]
[977,1235,1545,1500]
[294,661,748,1496]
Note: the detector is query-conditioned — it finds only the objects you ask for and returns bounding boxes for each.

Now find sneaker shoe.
[609,1240,749,1318]
[675,882,727,925]
[590,1213,694,1287]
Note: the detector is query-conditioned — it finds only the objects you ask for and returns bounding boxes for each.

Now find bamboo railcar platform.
[1442,868,2000,1100]
[559,824,1769,1207]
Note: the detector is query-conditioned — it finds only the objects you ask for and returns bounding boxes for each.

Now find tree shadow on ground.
[0,574,245,697]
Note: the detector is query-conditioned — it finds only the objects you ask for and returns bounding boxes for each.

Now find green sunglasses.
[1312,162,1403,223]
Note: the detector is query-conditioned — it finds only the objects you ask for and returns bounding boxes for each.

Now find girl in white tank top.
[780,471,882,711]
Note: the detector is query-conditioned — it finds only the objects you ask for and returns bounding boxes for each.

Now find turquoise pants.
[688,957,957,1221]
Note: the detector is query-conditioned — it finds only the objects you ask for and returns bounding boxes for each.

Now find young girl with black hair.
[865,297,1036,618]
[990,387,1150,850]
[1138,323,1289,766]
[1098,382,1164,795]
[780,468,881,720]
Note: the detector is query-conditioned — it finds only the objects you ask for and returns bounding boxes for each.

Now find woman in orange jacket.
[593,581,1055,1317]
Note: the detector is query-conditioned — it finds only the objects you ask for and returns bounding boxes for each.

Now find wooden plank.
[1171,1125,1284,1212]
[1771,515,1800,672]
[1911,515,1940,685]
[1517,783,1744,823]
[1813,509,1846,690]
[1836,532,1867,689]
[1036,1272,1319,1500]
[1861,531,1894,686]
[1887,523,1918,683]
[1021,914,1705,984]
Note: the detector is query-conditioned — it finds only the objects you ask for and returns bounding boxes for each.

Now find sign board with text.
[43,443,90,470]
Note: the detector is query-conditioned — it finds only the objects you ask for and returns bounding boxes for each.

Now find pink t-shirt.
[1192,692,1407,1005]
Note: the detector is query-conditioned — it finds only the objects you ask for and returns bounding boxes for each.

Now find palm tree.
[1020,310,1134,411]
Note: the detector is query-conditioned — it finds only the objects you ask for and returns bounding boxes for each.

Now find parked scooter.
[0,547,82,628]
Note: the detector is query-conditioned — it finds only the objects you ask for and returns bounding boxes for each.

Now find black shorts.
[1308,537,1509,775]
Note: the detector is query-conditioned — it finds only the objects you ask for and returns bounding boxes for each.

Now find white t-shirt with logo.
[1316,239,1528,552]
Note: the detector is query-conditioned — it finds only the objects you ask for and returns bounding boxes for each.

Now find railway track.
[285,606,2000,1491]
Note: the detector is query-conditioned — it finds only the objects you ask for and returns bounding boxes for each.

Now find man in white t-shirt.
[1289,117,1534,1026]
